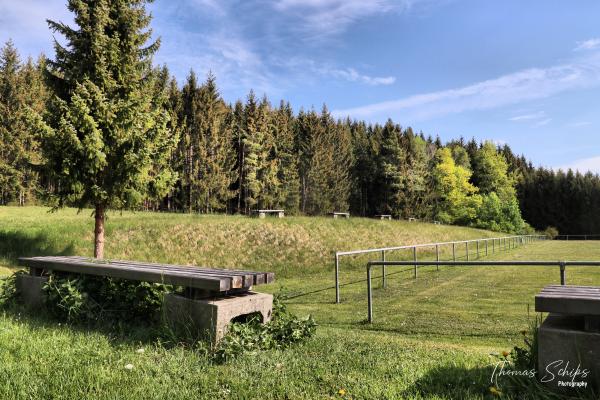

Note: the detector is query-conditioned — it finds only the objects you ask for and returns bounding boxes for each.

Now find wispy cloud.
[0,0,72,57]
[533,118,552,127]
[560,156,600,174]
[509,111,546,122]
[326,67,396,85]
[333,52,600,121]
[566,121,592,128]
[272,0,401,37]
[575,38,600,51]
[151,1,401,98]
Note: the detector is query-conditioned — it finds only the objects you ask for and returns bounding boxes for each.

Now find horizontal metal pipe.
[367,260,600,267]
[337,235,544,256]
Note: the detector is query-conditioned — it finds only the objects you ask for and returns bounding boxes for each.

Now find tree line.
[0,1,598,240]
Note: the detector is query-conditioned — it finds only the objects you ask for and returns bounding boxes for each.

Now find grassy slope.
[1,207,599,399]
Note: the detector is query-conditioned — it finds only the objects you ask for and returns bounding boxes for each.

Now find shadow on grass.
[3,301,172,348]
[282,267,420,304]
[405,363,575,400]
[0,230,75,266]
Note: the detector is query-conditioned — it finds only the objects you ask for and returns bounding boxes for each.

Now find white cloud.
[575,38,600,51]
[272,0,415,37]
[509,111,546,121]
[333,52,600,121]
[533,118,552,127]
[560,156,600,174]
[0,0,72,57]
[566,121,592,128]
[321,67,396,86]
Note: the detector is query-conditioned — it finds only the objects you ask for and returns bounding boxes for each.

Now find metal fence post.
[435,244,440,271]
[492,238,495,253]
[560,262,566,285]
[476,240,480,259]
[466,242,469,261]
[413,246,418,278]
[367,265,373,323]
[381,250,386,288]
[452,242,456,261]
[335,253,340,304]
[485,239,488,256]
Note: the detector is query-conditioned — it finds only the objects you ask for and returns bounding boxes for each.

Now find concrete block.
[15,274,48,309]
[538,314,599,394]
[163,291,273,342]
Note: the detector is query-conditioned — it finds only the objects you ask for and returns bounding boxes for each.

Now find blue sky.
[1,0,600,173]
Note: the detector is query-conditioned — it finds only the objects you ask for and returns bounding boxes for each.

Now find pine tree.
[376,119,406,216]
[273,101,300,212]
[194,73,235,213]
[255,95,279,209]
[38,0,177,258]
[0,40,43,206]
[240,91,263,213]
[164,76,183,211]
[400,132,432,218]
[180,70,200,211]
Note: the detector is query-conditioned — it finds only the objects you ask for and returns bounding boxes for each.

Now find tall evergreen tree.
[195,73,235,213]
[0,40,43,206]
[273,101,300,212]
[38,0,177,258]
[375,119,406,216]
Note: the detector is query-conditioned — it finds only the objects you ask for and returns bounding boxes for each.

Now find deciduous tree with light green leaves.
[473,141,528,233]
[36,0,177,258]
[432,147,481,224]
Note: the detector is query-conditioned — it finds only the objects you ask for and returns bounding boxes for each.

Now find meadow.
[1,206,599,399]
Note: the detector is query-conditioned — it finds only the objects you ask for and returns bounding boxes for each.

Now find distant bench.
[18,256,275,341]
[374,215,392,220]
[329,212,350,219]
[253,209,284,218]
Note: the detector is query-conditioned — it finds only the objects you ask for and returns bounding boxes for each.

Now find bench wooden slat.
[62,256,272,287]
[57,257,256,288]
[19,257,232,291]
[536,285,600,316]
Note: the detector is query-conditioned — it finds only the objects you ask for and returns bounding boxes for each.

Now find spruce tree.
[273,101,300,213]
[38,0,177,258]
[255,95,280,209]
[0,40,43,206]
[376,119,406,216]
[195,73,235,213]
[240,91,263,213]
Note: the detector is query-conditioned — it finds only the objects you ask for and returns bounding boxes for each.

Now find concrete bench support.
[538,314,600,393]
[536,285,600,393]
[16,274,48,309]
[163,291,273,342]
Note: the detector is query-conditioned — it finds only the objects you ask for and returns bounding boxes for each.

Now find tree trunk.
[94,204,105,259]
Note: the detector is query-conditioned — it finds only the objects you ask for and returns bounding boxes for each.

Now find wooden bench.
[329,212,350,219]
[374,214,392,220]
[17,256,275,341]
[535,285,600,392]
[253,209,284,218]
[536,285,600,330]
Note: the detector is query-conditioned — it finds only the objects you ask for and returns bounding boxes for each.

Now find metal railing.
[365,260,600,323]
[334,234,546,303]
[555,234,600,241]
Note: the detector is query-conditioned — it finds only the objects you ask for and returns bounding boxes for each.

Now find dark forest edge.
[0,37,598,235]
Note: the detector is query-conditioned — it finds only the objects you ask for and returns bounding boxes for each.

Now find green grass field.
[1,206,599,399]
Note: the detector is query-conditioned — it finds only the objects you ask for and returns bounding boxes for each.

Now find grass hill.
[2,207,599,399]
[0,206,501,277]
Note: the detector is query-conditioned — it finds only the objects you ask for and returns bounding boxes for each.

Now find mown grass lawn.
[1,207,599,399]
